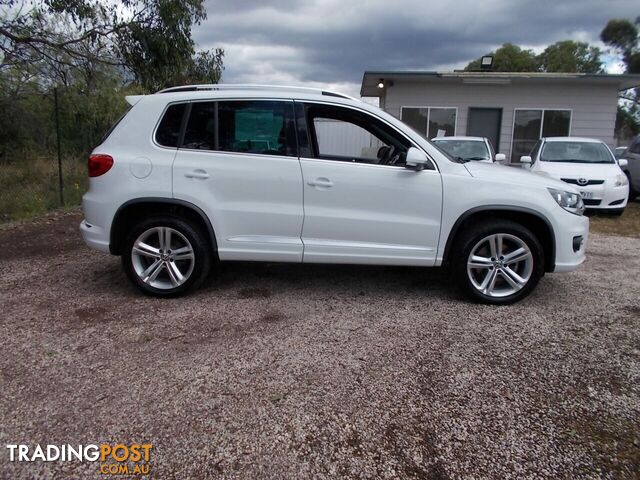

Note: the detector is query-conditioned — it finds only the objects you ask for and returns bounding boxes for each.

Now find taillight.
[88,154,114,177]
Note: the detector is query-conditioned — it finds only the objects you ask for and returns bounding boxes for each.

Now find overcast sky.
[193,0,638,97]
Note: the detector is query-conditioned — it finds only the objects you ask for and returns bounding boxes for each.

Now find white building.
[360,71,640,163]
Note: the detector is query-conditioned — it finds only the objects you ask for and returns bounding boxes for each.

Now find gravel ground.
[0,211,639,479]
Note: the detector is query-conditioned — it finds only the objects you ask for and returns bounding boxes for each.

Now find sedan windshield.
[433,140,490,161]
[540,141,614,163]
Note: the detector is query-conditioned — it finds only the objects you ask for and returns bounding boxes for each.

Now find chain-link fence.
[0,88,94,223]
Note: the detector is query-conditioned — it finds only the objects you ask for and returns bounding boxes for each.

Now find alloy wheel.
[130,227,195,290]
[466,233,533,298]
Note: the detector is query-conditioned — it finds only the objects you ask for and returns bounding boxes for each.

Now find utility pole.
[54,87,64,205]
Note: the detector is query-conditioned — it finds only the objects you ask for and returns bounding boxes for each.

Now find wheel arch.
[443,206,556,272]
[110,198,218,258]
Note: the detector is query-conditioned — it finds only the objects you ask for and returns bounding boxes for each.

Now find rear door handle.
[307,177,333,188]
[184,169,210,180]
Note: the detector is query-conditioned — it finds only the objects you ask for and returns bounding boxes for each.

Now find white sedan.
[520,137,629,215]
[432,136,506,163]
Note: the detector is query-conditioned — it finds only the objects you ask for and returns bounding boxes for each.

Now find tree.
[601,17,640,142]
[465,41,604,73]
[0,0,225,92]
[537,40,603,73]
[465,43,538,72]
[601,18,640,73]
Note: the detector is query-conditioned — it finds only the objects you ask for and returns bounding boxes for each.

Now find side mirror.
[618,158,628,168]
[494,153,506,163]
[520,156,532,168]
[405,147,429,171]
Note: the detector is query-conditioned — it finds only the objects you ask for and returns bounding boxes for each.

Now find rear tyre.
[452,220,544,305]
[122,216,211,297]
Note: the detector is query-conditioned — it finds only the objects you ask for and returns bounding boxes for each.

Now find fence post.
[54,87,63,205]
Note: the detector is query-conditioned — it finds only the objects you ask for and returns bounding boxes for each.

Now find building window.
[511,109,571,162]
[401,107,456,139]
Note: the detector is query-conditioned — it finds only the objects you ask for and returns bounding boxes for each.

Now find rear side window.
[218,101,296,156]
[156,103,187,147]
[182,100,297,157]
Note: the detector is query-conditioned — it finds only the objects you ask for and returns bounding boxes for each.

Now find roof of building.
[361,70,640,96]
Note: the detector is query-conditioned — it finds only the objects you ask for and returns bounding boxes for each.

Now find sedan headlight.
[548,188,585,216]
[614,174,628,187]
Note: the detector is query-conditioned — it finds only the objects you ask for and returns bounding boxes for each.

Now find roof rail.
[156,84,357,101]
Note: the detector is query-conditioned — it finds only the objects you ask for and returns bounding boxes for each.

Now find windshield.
[540,141,614,164]
[432,139,490,161]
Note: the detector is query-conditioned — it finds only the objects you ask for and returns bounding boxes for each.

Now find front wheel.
[452,220,544,305]
[122,216,211,297]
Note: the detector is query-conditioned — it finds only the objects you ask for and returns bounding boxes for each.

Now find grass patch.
[588,201,640,238]
[0,154,86,222]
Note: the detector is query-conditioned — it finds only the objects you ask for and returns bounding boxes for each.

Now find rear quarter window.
[156,103,187,148]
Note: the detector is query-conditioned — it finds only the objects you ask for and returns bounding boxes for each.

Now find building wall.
[382,80,618,160]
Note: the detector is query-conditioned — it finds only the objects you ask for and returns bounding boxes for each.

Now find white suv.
[80,85,589,304]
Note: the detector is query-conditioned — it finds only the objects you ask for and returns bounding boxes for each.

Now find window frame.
[303,101,434,170]
[400,106,458,138]
[510,108,572,161]
[153,98,299,158]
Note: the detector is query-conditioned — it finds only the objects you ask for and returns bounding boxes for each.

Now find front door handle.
[307,177,333,188]
[184,169,210,180]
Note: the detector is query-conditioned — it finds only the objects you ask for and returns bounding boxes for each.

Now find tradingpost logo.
[6,443,153,476]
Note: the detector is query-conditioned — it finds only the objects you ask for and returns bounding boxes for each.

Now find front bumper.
[553,212,589,273]
[572,182,629,211]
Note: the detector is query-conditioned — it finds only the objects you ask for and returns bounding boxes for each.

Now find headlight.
[548,188,585,216]
[614,174,628,187]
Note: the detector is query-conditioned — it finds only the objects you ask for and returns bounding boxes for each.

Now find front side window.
[511,109,571,162]
[306,104,412,167]
[401,107,456,139]
[156,103,187,148]
[540,141,615,164]
[181,100,297,156]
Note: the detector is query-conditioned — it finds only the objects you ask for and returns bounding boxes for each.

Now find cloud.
[194,0,637,97]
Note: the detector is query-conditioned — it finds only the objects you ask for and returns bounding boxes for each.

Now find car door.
[172,99,304,262]
[298,102,442,266]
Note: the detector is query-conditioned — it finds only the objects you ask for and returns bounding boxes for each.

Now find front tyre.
[452,220,544,305]
[122,216,211,297]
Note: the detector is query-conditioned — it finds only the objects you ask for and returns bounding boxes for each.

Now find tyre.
[452,220,544,305]
[122,216,212,297]
[625,173,637,201]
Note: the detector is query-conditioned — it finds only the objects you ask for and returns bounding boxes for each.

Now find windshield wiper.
[466,157,489,161]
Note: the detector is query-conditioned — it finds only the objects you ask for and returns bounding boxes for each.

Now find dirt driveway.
[1,211,639,479]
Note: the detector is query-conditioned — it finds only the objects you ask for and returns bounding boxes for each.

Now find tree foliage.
[600,17,640,140]
[601,17,640,73]
[465,43,538,72]
[537,40,603,73]
[464,41,603,73]
[0,0,225,91]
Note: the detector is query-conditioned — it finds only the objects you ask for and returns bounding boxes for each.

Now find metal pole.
[54,87,63,205]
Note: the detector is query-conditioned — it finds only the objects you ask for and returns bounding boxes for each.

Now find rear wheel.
[452,220,544,305]
[122,216,211,297]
